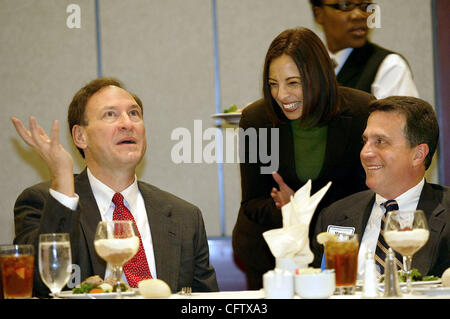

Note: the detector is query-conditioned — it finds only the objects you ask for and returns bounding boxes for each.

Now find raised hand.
[270,172,294,209]
[11,116,75,197]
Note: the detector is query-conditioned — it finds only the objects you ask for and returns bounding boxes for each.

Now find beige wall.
[1,0,438,244]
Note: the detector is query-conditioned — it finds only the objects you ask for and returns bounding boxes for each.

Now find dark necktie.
[375,200,403,274]
[112,192,152,287]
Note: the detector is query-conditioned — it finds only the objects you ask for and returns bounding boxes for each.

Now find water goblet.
[38,233,72,297]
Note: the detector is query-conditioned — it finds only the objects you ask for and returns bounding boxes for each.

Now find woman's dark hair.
[262,27,340,127]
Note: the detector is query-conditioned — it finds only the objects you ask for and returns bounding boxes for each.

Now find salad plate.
[211,113,241,125]
[55,290,136,299]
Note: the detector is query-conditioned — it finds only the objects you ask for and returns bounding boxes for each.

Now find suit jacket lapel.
[320,112,353,180]
[138,182,180,289]
[341,193,374,240]
[75,169,105,276]
[414,182,446,274]
[277,123,299,187]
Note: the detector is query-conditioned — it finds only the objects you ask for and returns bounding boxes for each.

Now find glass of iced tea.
[324,234,359,295]
[0,245,35,298]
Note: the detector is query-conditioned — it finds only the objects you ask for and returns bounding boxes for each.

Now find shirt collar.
[87,167,139,217]
[329,47,353,74]
[375,178,425,210]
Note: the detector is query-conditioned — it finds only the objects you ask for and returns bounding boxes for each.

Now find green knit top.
[290,119,328,182]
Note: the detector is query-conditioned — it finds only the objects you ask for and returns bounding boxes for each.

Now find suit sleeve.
[14,184,80,245]
[238,109,282,228]
[192,207,219,292]
[13,182,82,297]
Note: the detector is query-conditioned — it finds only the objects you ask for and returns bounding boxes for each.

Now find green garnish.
[113,283,128,292]
[224,104,238,113]
[72,282,93,294]
[380,268,440,283]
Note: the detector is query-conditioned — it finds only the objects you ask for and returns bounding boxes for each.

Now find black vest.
[336,41,395,94]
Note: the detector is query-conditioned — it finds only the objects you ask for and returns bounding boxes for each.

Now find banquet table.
[184,289,450,299]
[121,287,450,300]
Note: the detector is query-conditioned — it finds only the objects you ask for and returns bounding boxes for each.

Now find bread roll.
[442,268,450,287]
[138,279,172,298]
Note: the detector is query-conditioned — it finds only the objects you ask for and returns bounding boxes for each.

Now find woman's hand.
[270,172,294,209]
[11,116,75,197]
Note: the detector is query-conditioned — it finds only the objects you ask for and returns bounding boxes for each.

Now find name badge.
[327,225,355,236]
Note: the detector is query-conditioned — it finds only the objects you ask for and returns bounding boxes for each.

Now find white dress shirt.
[357,178,425,280]
[49,168,157,283]
[330,48,420,99]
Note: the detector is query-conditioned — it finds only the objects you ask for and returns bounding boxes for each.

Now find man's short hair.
[368,96,439,170]
[68,77,143,158]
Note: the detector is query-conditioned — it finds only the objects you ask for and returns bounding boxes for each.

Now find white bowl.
[263,269,294,299]
[295,270,335,299]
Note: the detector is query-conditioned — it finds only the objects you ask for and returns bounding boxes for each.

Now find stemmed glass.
[94,221,139,299]
[38,233,72,297]
[383,210,429,293]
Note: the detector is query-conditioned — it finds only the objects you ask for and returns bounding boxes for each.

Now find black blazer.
[13,169,218,297]
[312,182,450,277]
[232,86,375,274]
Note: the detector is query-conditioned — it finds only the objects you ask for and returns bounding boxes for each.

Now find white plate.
[357,280,441,290]
[414,287,450,297]
[131,294,187,299]
[55,290,136,299]
[405,280,442,287]
[211,113,241,125]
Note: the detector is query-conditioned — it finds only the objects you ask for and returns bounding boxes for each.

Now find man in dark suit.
[11,77,218,297]
[311,96,450,278]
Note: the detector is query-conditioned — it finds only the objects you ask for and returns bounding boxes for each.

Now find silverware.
[179,286,192,296]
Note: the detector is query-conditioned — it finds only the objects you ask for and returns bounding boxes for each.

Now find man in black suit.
[311,96,449,278]
[11,77,218,297]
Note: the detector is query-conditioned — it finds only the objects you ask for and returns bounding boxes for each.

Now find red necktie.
[112,192,152,287]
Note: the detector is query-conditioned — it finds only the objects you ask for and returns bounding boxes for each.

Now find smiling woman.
[262,28,340,129]
[232,27,375,290]
[268,54,304,120]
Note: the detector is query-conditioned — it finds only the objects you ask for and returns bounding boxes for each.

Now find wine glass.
[38,233,72,297]
[383,210,429,293]
[94,221,139,298]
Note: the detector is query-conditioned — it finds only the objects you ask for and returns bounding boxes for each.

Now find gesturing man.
[11,77,218,297]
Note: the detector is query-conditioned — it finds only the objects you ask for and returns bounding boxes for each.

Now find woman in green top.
[232,27,375,289]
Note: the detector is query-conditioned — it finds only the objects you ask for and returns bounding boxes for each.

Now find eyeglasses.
[323,1,374,12]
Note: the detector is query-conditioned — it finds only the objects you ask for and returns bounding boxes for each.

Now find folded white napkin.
[263,180,331,267]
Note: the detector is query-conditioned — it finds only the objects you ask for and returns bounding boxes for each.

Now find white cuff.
[49,188,79,211]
